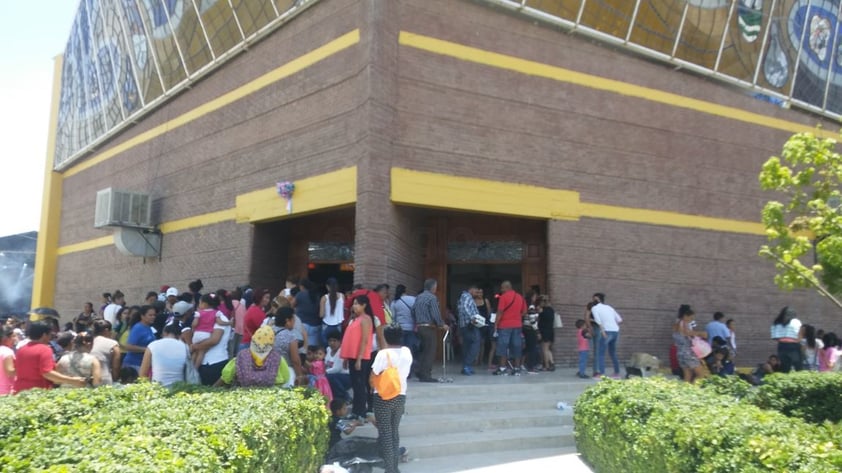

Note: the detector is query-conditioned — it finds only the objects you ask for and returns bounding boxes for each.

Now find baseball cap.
[172,301,193,316]
[166,287,179,297]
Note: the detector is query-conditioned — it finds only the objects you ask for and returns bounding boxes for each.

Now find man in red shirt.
[14,322,86,392]
[493,281,527,376]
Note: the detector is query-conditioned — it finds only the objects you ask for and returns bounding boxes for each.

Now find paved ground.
[400,449,593,473]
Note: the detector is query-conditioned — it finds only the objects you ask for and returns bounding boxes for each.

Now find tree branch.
[760,249,842,311]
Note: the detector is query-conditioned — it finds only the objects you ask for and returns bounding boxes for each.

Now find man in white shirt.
[102,290,125,326]
[591,292,623,378]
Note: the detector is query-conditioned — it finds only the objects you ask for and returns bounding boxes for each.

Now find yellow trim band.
[390,167,764,235]
[391,167,579,220]
[32,55,66,307]
[56,236,114,256]
[63,29,361,177]
[398,31,832,138]
[579,203,765,235]
[158,209,237,234]
[236,167,357,223]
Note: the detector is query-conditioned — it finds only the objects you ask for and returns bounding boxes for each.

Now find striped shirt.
[413,291,443,327]
[771,319,801,340]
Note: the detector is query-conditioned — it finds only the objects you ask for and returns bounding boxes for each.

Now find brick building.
[34,0,841,367]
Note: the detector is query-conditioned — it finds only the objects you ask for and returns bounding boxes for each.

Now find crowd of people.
[660,303,842,385]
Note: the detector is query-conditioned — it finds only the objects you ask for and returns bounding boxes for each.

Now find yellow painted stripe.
[236,167,357,223]
[63,29,361,177]
[32,55,66,307]
[158,208,237,234]
[399,31,833,138]
[391,167,579,220]
[57,235,114,256]
[579,203,766,235]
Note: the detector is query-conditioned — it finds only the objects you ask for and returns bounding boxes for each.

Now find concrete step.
[398,409,572,436]
[403,425,575,459]
[398,447,585,473]
[406,374,595,400]
[405,396,575,416]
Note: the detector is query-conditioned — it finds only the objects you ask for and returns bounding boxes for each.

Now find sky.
[0,2,79,238]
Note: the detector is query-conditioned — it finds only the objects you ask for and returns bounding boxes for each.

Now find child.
[325,330,351,402]
[192,293,230,368]
[706,347,734,377]
[307,345,333,402]
[575,319,590,379]
[328,399,362,450]
[370,325,412,473]
[818,332,841,372]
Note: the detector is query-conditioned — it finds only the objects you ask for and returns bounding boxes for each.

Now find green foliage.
[759,131,842,296]
[753,371,842,425]
[575,378,842,473]
[0,383,329,472]
[698,375,755,401]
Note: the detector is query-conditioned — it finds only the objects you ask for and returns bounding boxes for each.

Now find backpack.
[370,351,401,400]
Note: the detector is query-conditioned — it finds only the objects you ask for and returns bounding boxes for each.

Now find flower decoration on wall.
[277,181,295,214]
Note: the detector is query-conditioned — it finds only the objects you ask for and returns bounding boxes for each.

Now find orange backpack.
[370,351,401,400]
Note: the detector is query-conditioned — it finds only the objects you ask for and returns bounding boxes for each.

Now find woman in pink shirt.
[575,319,590,379]
[818,332,840,372]
[0,327,18,395]
[229,288,247,355]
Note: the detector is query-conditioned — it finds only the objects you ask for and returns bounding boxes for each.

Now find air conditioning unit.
[94,188,153,229]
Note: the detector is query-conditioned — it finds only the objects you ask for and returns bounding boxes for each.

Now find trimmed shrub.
[753,371,842,424]
[574,378,842,473]
[0,383,329,472]
[698,375,755,401]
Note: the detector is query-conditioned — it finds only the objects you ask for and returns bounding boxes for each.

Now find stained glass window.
[308,242,354,262]
[447,241,524,262]
[55,0,318,168]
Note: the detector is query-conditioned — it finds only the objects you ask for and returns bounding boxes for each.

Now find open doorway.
[446,264,522,313]
[307,263,355,299]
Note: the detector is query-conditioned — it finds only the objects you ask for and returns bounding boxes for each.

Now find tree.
[759,131,842,309]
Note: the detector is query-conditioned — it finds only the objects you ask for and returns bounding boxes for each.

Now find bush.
[0,383,329,472]
[698,375,755,401]
[753,371,842,424]
[574,378,842,473]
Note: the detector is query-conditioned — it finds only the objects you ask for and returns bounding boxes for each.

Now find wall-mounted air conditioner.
[94,188,153,229]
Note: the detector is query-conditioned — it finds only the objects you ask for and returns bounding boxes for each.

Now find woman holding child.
[673,304,708,383]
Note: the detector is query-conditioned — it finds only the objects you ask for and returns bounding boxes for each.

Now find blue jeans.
[578,350,589,375]
[303,323,322,348]
[597,331,620,375]
[460,325,481,370]
[327,372,352,401]
[591,329,602,373]
[495,328,522,359]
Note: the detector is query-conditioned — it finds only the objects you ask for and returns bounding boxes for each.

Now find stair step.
[399,409,572,435]
[405,396,575,415]
[406,376,595,400]
[403,425,575,459]
[398,447,588,473]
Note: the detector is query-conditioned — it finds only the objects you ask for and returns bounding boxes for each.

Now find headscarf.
[250,326,275,367]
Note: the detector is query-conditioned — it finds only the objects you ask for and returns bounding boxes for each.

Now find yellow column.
[31,54,65,308]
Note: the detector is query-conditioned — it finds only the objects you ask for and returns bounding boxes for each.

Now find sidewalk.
[400,449,593,473]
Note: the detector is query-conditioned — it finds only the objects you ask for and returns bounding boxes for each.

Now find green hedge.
[574,378,842,473]
[752,371,842,424]
[0,383,329,472]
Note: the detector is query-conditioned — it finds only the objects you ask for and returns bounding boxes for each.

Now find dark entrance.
[446,263,522,312]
